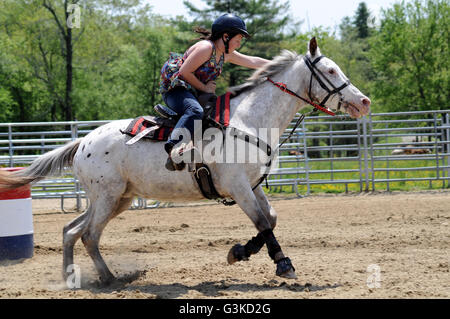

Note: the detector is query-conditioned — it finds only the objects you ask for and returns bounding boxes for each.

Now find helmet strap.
[222,34,230,54]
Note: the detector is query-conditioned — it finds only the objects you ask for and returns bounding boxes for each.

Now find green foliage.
[353,2,374,39]
[336,3,377,107]
[0,0,448,123]
[0,0,181,121]
[368,0,449,112]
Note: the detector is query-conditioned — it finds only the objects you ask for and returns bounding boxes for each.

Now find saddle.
[121,92,237,205]
[121,92,232,145]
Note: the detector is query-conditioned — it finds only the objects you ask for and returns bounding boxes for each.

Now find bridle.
[303,55,350,112]
[265,54,351,159]
[267,55,351,116]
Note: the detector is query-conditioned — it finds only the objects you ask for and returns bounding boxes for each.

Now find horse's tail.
[0,139,82,190]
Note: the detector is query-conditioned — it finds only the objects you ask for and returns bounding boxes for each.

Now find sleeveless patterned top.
[159,41,225,95]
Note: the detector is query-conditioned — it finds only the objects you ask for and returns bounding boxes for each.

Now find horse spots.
[87,153,91,158]
[105,152,109,155]
[82,145,85,152]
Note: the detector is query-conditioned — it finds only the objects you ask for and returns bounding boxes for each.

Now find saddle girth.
[192,164,236,206]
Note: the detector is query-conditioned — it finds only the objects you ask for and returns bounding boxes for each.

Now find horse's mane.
[228,50,300,97]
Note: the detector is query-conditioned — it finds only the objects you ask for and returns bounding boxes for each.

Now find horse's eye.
[328,69,335,75]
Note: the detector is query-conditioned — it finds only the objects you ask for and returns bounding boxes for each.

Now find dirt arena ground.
[0,191,449,299]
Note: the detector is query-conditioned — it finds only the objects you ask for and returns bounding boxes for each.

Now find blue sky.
[144,0,402,32]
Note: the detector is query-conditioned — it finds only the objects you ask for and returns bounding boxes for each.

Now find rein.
[266,77,336,116]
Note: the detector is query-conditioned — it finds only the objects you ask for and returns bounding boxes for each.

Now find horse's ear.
[309,37,318,56]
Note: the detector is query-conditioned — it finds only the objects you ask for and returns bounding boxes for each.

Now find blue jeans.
[163,87,204,152]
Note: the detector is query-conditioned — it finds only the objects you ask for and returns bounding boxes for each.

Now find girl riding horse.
[159,13,270,171]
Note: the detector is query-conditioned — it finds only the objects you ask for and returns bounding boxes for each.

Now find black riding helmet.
[212,13,250,53]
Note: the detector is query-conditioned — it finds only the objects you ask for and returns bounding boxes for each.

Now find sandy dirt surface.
[0,191,449,299]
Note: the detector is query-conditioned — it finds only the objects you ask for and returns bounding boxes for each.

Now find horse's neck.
[229,60,309,146]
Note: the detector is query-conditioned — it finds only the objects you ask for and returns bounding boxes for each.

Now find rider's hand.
[204,81,216,94]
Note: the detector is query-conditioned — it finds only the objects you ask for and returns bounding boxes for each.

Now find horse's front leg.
[226,180,296,279]
[227,185,276,262]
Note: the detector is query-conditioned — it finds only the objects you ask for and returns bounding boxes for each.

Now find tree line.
[0,0,448,124]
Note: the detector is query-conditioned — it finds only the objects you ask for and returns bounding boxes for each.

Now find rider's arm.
[179,42,214,92]
[226,51,270,69]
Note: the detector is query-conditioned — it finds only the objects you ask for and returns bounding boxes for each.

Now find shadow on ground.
[80,270,340,298]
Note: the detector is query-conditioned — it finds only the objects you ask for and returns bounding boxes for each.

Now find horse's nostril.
[362,98,371,107]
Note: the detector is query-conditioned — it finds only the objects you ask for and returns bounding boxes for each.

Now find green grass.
[265,156,450,195]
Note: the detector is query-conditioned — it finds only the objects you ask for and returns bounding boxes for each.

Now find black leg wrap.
[260,229,281,262]
[244,233,265,257]
[230,244,249,261]
[276,257,295,276]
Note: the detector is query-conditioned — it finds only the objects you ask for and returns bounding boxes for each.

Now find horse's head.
[304,37,371,118]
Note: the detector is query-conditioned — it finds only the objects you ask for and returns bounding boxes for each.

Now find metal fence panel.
[1,110,450,209]
[272,109,450,194]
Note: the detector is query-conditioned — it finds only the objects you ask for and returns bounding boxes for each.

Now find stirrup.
[170,142,202,165]
[154,104,178,119]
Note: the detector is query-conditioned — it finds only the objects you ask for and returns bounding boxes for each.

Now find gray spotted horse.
[0,38,370,285]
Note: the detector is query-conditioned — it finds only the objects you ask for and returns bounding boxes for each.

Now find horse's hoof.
[276,257,297,279]
[227,244,248,265]
[227,248,238,264]
[279,269,298,279]
[99,275,117,287]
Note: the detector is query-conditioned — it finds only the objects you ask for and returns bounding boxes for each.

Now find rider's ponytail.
[193,26,230,42]
[193,26,212,40]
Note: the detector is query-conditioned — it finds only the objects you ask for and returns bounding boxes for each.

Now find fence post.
[8,125,13,167]
[329,122,334,181]
[433,113,440,187]
[40,134,45,154]
[71,122,81,211]
[357,118,363,192]
[362,116,370,191]
[446,113,450,188]
[369,111,375,191]
[295,131,301,183]
[385,122,390,192]
[302,119,310,195]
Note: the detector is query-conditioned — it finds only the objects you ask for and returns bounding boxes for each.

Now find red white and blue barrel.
[0,167,34,260]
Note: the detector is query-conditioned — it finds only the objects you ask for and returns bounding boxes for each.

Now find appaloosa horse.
[0,38,370,284]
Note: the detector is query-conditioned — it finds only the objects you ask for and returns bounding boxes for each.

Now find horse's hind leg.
[62,206,92,281]
[81,196,133,284]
